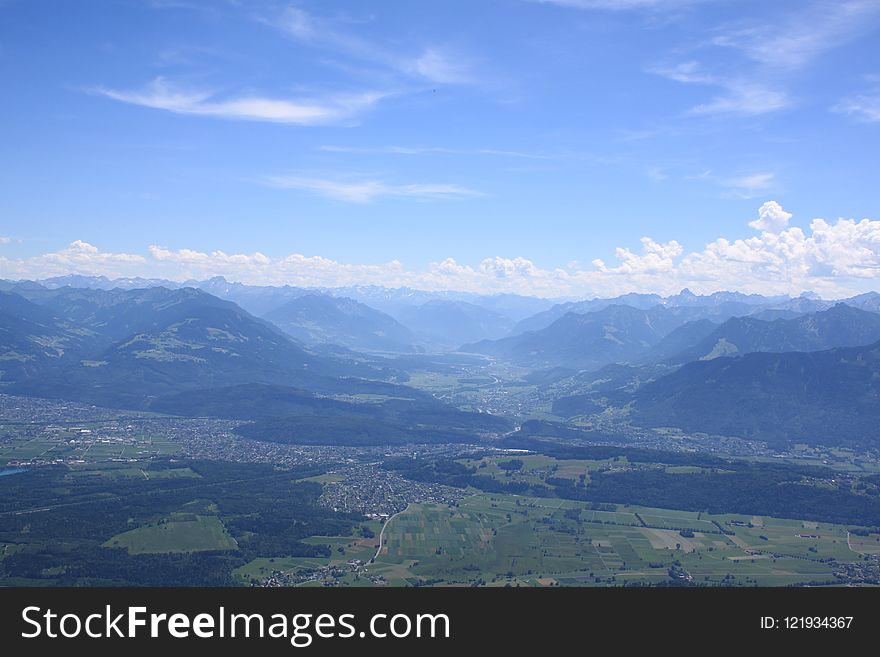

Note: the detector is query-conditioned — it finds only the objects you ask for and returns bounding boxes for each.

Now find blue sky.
[1,0,880,297]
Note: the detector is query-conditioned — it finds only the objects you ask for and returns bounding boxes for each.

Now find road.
[371,507,407,563]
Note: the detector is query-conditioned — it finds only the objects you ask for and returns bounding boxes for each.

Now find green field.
[457,454,627,487]
[233,520,384,586]
[848,532,880,555]
[67,464,201,480]
[230,489,874,587]
[104,513,238,554]
[296,472,346,484]
[363,494,867,587]
[0,431,181,465]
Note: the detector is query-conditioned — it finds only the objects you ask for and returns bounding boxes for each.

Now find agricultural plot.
[637,513,718,532]
[233,520,385,586]
[66,464,200,481]
[710,513,855,562]
[296,473,346,484]
[104,513,238,554]
[848,532,880,555]
[457,454,625,488]
[365,493,870,587]
[0,426,181,465]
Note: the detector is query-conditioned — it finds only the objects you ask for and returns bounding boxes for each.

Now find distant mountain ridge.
[463,304,682,369]
[631,340,880,447]
[394,299,515,347]
[0,290,87,380]
[263,294,419,353]
[1,286,396,408]
[2,276,560,326]
[668,304,880,363]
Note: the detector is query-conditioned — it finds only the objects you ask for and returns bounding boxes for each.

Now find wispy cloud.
[649,2,880,119]
[405,48,474,84]
[318,145,574,160]
[689,80,790,117]
[651,61,791,116]
[532,0,706,10]
[91,77,389,125]
[833,77,880,122]
[264,6,476,86]
[265,175,484,203]
[725,172,775,194]
[649,61,714,85]
[711,0,880,70]
[678,168,777,198]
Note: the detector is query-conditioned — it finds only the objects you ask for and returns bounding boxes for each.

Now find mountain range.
[667,304,880,363]
[5,275,880,448]
[630,340,880,447]
[463,304,683,369]
[394,299,515,347]
[0,284,513,444]
[1,286,372,407]
[263,294,419,353]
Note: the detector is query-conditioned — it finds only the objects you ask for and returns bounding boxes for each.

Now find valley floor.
[240,493,880,588]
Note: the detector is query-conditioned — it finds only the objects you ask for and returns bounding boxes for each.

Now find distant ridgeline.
[4,277,880,448]
[0,284,509,444]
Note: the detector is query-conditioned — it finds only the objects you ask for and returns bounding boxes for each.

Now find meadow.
[231,491,876,587]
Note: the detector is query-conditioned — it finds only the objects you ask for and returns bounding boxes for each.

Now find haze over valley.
[3,0,880,588]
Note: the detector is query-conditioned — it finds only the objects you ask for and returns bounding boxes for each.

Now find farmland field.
[363,493,867,587]
[104,513,238,554]
[234,488,874,587]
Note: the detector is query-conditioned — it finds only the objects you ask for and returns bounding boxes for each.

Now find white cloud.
[833,84,880,122]
[649,61,715,85]
[533,0,705,10]
[0,240,145,279]
[0,237,11,245]
[92,77,388,125]
[749,200,792,233]
[319,145,572,160]
[723,172,776,198]
[688,80,790,117]
[711,1,880,70]
[267,6,476,86]
[677,169,777,199]
[407,48,474,85]
[651,63,791,117]
[4,203,880,298]
[650,2,880,119]
[265,175,483,203]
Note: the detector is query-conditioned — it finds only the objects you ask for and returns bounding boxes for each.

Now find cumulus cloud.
[0,240,145,279]
[4,203,880,298]
[749,200,792,233]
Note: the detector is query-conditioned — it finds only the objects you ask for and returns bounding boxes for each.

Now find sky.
[1,0,880,298]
